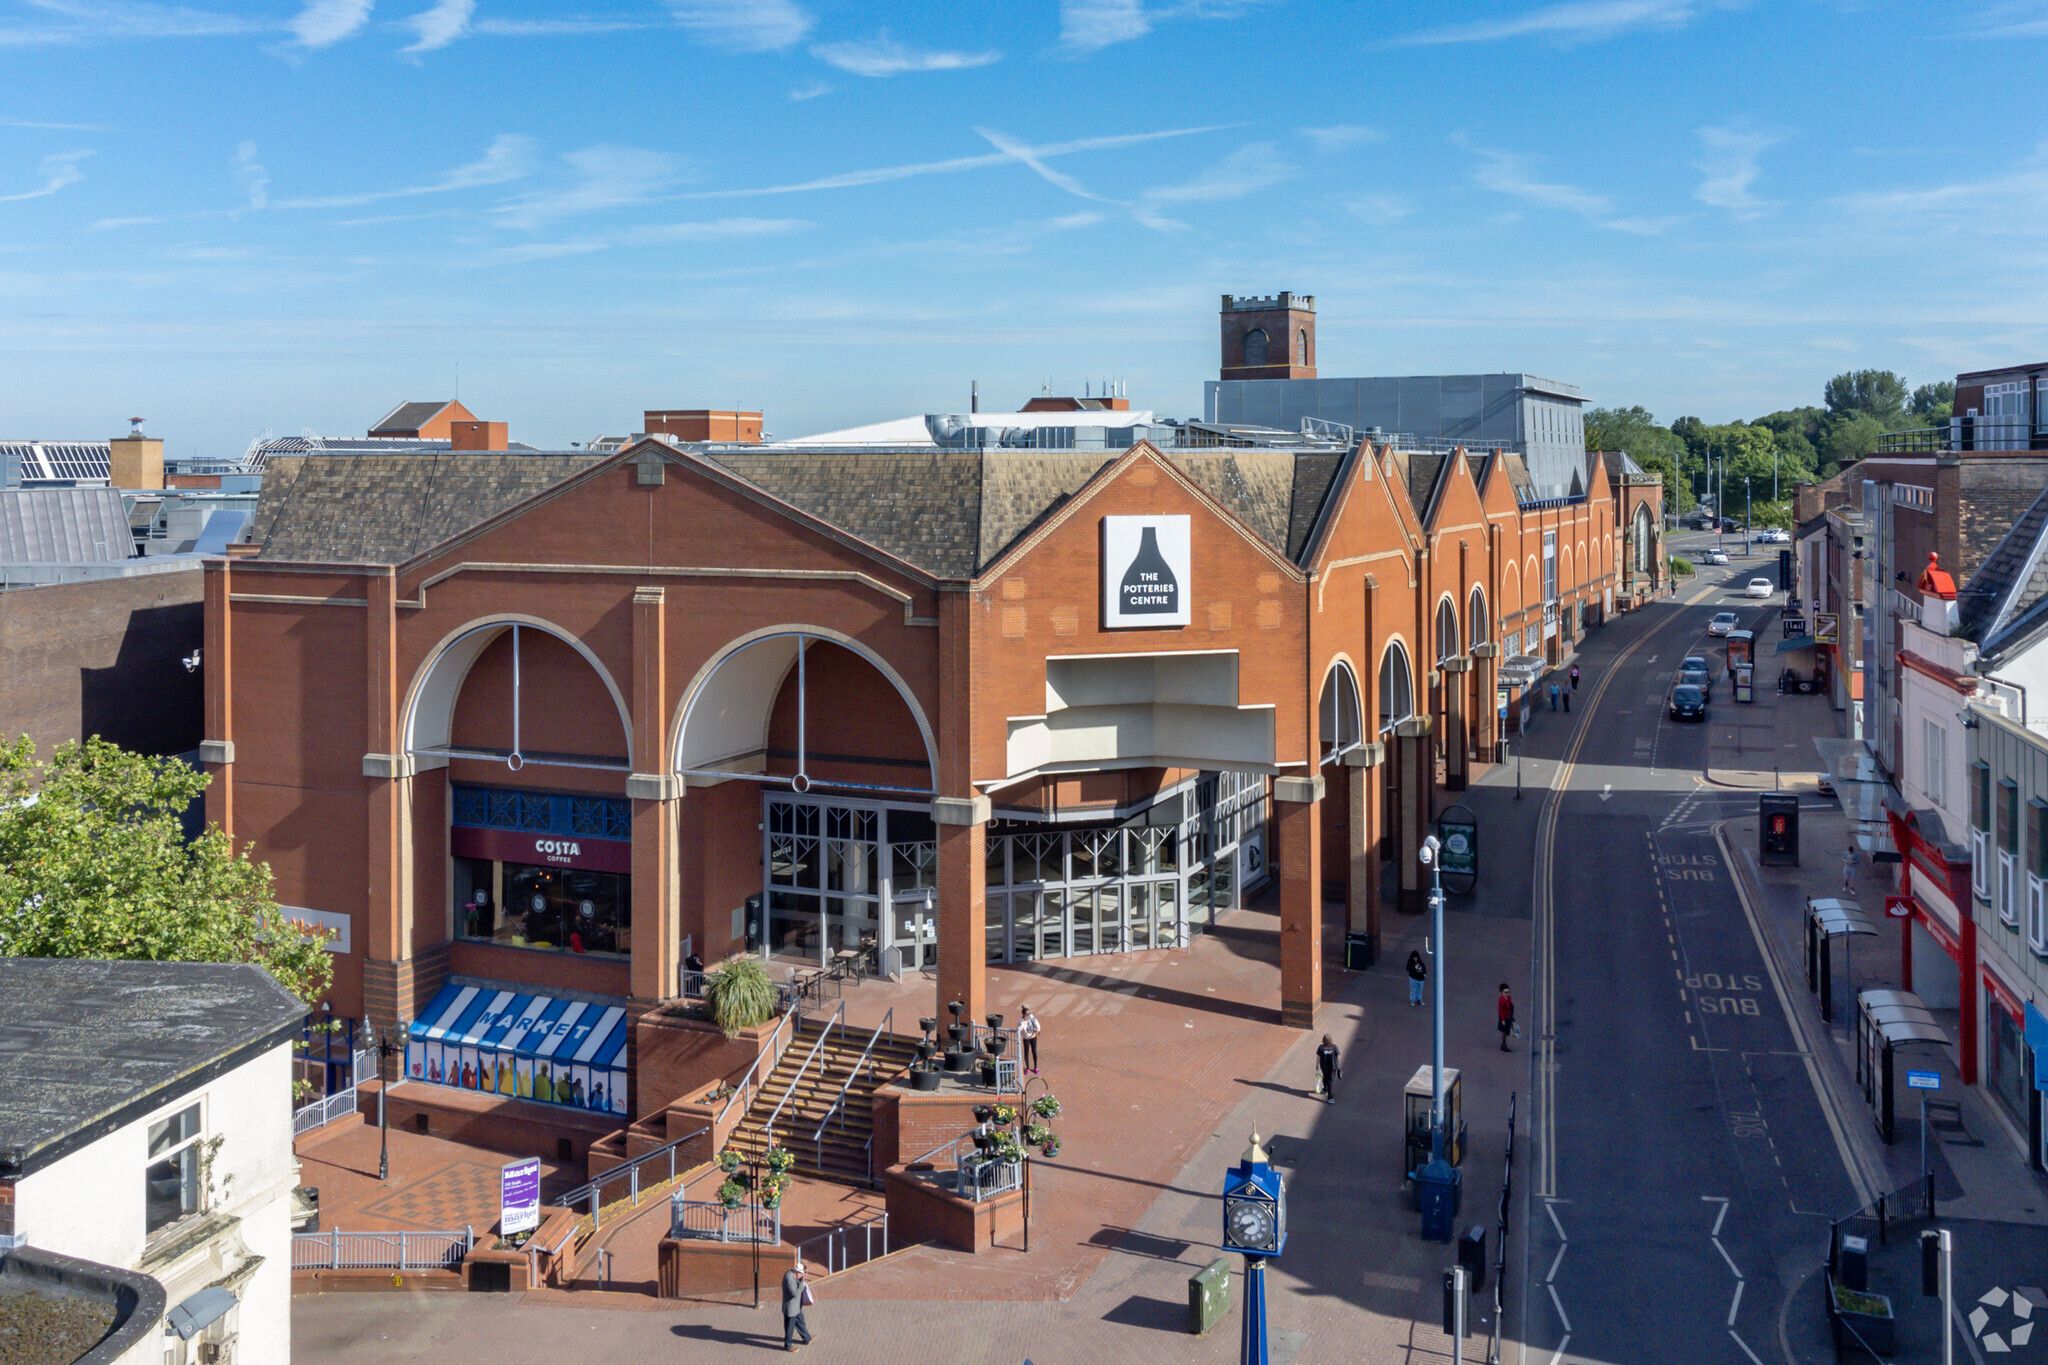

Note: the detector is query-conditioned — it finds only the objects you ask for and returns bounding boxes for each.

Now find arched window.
[1468,586,1490,649]
[1242,328,1268,368]
[1379,643,1414,733]
[1436,597,1459,663]
[1296,328,1309,366]
[1319,662,1362,757]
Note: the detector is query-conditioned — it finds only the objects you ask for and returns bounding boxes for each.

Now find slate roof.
[0,487,131,563]
[252,453,602,563]
[370,400,457,435]
[0,958,304,1176]
[1961,483,2048,663]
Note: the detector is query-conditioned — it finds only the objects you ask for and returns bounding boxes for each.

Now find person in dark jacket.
[1315,1035,1341,1103]
[1407,950,1427,1006]
[782,1261,812,1351]
[1498,984,1516,1052]
[1569,664,1581,691]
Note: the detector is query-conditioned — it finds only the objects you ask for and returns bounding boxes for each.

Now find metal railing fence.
[669,1196,780,1245]
[764,1001,843,1146]
[293,1226,475,1272]
[794,1212,890,1276]
[717,1007,800,1134]
[292,1047,375,1136]
[811,1008,892,1178]
[557,1124,710,1231]
[910,1131,1025,1204]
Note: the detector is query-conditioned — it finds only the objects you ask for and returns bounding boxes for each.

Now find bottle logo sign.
[1102,516,1192,628]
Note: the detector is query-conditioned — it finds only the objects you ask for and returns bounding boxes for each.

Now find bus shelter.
[1854,989,1951,1144]
[1805,897,1878,1024]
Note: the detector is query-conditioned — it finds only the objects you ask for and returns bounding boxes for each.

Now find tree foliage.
[1823,370,1908,423]
[1911,381,1954,416]
[0,737,331,1003]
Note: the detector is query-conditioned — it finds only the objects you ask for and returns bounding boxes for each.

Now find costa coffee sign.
[451,824,632,874]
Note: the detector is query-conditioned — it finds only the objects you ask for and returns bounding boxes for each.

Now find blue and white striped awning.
[408,984,630,1071]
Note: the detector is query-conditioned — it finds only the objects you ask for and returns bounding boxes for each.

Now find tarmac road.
[1519,561,1858,1365]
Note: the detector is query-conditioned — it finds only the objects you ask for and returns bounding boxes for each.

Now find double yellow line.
[1531,599,1704,1199]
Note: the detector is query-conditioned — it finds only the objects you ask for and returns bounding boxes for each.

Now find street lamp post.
[1412,835,1462,1241]
[363,1016,396,1182]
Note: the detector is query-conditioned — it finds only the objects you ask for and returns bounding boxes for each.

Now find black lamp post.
[363,1016,399,1182]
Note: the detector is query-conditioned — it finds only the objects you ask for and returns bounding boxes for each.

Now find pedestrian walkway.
[296,1116,585,1235]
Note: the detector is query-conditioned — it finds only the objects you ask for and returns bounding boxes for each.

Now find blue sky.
[3,0,2045,456]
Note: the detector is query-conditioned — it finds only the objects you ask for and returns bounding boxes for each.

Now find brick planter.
[881,1163,1024,1254]
[656,1236,797,1301]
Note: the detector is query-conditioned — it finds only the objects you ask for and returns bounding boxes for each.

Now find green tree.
[1633,451,1693,513]
[0,737,330,1003]
[1584,405,1685,463]
[1823,370,1909,423]
[1821,412,1886,473]
[1911,381,1954,416]
[1670,415,1709,463]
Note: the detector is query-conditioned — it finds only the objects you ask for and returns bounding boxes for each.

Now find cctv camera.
[180,650,202,673]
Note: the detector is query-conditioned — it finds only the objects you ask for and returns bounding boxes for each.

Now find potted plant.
[717,1147,742,1176]
[1024,1121,1050,1146]
[972,1104,995,1125]
[910,1064,941,1091]
[993,1104,1017,1126]
[760,1173,789,1209]
[990,1131,1024,1165]
[764,1145,795,1176]
[1830,1280,1897,1355]
[717,1179,747,1210]
[1040,1134,1061,1158]
[705,955,778,1037]
[1030,1094,1061,1121]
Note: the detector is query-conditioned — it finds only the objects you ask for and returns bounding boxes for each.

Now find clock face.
[1226,1197,1277,1251]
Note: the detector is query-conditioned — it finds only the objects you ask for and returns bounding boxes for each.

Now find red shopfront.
[1888,807,1978,1084]
[451,794,636,960]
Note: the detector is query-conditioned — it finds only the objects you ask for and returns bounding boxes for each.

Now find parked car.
[1745,578,1774,599]
[1762,529,1791,544]
[1703,549,1730,565]
[1668,683,1709,722]
[1708,611,1740,637]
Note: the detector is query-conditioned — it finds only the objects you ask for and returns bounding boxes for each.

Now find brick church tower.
[1219,293,1316,381]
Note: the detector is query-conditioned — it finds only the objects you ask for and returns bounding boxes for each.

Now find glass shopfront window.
[1987,998,2030,1132]
[451,785,633,958]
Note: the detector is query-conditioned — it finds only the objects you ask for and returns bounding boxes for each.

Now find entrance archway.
[404,616,633,772]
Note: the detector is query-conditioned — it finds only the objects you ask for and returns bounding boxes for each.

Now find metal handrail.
[557,1124,710,1230]
[765,1000,843,1146]
[717,1005,799,1133]
[810,1007,893,1172]
[793,1211,890,1276]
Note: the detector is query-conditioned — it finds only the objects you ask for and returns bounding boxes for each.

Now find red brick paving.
[295,1117,582,1235]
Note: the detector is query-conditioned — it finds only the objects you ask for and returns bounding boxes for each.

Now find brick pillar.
[1343,746,1384,957]
[1275,774,1323,1028]
[628,587,681,1003]
[200,560,235,834]
[1394,717,1434,914]
[934,796,989,1025]
[1470,645,1499,757]
[1442,657,1471,791]
[361,570,410,1034]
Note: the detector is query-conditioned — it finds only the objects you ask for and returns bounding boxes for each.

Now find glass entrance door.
[891,895,937,970]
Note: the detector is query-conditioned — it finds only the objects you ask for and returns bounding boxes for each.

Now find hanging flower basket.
[1040,1135,1061,1158]
[989,1132,1024,1164]
[1029,1094,1061,1121]
[717,1179,747,1209]
[764,1146,795,1176]
[760,1173,790,1209]
[992,1104,1017,1127]
[717,1147,742,1175]
[1024,1122,1051,1146]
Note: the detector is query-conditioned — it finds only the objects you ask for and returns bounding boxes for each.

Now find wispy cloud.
[291,0,373,48]
[493,145,682,230]
[788,82,831,100]
[1144,142,1294,203]
[275,133,538,209]
[1344,193,1413,225]
[88,215,161,231]
[0,117,120,130]
[1961,3,2048,37]
[0,150,91,203]
[1299,124,1382,153]
[665,0,809,51]
[976,127,1115,203]
[234,141,269,209]
[473,215,805,266]
[1394,0,1698,47]
[1060,0,1149,50]
[683,124,1228,199]
[1840,142,2048,216]
[19,0,263,40]
[1468,145,1612,216]
[402,0,472,54]
[472,16,650,35]
[1694,122,1780,215]
[812,32,998,77]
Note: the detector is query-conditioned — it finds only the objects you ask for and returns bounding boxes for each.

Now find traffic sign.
[1907,1070,1941,1091]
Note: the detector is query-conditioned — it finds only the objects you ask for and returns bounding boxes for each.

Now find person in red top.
[1497,984,1515,1052]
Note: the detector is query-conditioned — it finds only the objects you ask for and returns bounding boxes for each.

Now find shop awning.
[1775,636,1819,654]
[1857,988,1951,1047]
[2027,1002,2048,1093]
[166,1286,237,1340]
[408,984,630,1070]
[1809,898,1877,937]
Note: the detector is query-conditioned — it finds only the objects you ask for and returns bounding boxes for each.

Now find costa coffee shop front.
[209,426,1601,1107]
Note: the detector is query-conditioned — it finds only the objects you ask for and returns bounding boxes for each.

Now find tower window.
[1297,328,1308,366]
[1242,328,1268,368]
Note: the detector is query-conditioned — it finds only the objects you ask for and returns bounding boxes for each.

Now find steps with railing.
[723,1013,918,1186]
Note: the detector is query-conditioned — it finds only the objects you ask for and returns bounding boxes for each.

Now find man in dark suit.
[781,1260,813,1351]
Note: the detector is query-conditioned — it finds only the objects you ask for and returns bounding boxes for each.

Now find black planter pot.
[972,1104,995,1125]
[946,1025,965,1046]
[944,1048,974,1073]
[986,1035,1008,1057]
[978,1060,998,1085]
[914,1040,936,1064]
[910,1066,942,1092]
[918,1017,937,1035]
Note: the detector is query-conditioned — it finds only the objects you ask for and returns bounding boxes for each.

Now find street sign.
[1815,612,1839,643]
[1907,1070,1941,1091]
[1784,616,1807,638]
[501,1156,542,1237]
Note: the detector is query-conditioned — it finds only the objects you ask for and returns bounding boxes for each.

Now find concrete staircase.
[725,1018,918,1186]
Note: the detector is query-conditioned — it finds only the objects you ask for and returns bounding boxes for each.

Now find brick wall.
[0,567,203,756]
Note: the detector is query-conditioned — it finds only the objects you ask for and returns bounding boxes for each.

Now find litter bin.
[1458,1224,1487,1293]
[1344,932,1377,970]
[1414,1160,1462,1243]
[1187,1257,1231,1335]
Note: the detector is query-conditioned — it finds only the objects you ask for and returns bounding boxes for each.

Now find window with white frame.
[1542,532,1557,603]
[145,1101,203,1234]
[2030,797,2048,955]
[1923,718,1945,810]
[1999,777,2021,926]
[1971,760,1991,902]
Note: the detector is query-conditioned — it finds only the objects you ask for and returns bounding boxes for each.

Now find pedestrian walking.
[1562,686,1570,712]
[1407,949,1427,1006]
[782,1260,814,1352]
[1497,984,1515,1052]
[1315,1034,1342,1103]
[1018,1006,1041,1074]
[1549,683,1560,711]
[1841,844,1859,893]
[1569,664,1581,691]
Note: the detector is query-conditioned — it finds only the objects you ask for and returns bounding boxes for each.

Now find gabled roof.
[1963,483,2048,662]
[370,400,460,435]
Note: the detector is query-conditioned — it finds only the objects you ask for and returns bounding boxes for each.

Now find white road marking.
[1727,1279,1745,1325]
[1546,1244,1566,1283]
[1545,1202,1567,1241]
[1701,1195,1729,1237]
[1599,784,1612,802]
[1547,1282,1572,1334]
[1729,1329,1765,1364]
[1546,1337,1571,1365]
[1711,1237,1743,1279]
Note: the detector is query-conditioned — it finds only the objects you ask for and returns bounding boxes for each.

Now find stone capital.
[362,752,412,779]
[1392,715,1434,739]
[200,739,235,766]
[626,772,681,802]
[932,794,992,826]
[1273,774,1325,804]
[1341,741,1386,769]
[1441,655,1474,674]
[1470,642,1501,660]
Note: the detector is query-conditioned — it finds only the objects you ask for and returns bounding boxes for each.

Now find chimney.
[450,420,508,451]
[109,418,164,489]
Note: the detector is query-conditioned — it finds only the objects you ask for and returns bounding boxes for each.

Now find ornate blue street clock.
[1221,1127,1285,1365]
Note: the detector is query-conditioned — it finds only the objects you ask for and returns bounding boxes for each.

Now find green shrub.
[1669,556,1694,576]
[706,955,778,1037]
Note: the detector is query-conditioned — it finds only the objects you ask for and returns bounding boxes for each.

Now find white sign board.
[1101,515,1191,629]
[501,1156,542,1237]
[1907,1070,1941,1091]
